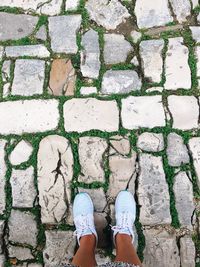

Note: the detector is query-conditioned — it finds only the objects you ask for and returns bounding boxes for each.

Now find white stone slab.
[65,0,80,11]
[180,237,196,267]
[9,140,33,166]
[190,26,200,43]
[188,137,200,188]
[195,46,200,77]
[5,45,50,58]
[0,140,7,215]
[169,0,191,23]
[80,87,97,95]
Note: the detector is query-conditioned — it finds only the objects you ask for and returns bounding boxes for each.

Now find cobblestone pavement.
[0,0,200,267]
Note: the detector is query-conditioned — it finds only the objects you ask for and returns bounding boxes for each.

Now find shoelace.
[73,214,94,237]
[111,211,133,234]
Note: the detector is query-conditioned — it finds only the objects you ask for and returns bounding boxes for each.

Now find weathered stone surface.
[65,0,80,10]
[64,98,119,132]
[130,30,142,43]
[169,0,191,23]
[81,29,100,79]
[121,96,166,129]
[135,0,173,29]
[0,100,59,135]
[140,40,164,83]
[104,34,133,64]
[0,141,7,215]
[80,87,97,95]
[8,245,34,260]
[137,133,164,152]
[167,133,189,166]
[168,96,199,130]
[12,59,45,96]
[8,210,38,247]
[131,56,139,66]
[35,25,47,41]
[94,212,108,248]
[78,137,107,183]
[190,27,200,43]
[164,37,191,90]
[3,83,10,98]
[146,24,183,36]
[107,152,137,199]
[5,45,50,58]
[198,13,200,23]
[173,172,195,229]
[191,0,199,8]
[78,188,107,212]
[96,250,111,265]
[38,135,73,224]
[146,87,163,93]
[48,59,76,96]
[10,167,37,208]
[188,137,200,188]
[180,237,195,267]
[43,230,76,266]
[2,60,11,82]
[49,15,81,54]
[85,0,130,30]
[9,140,33,166]
[138,154,171,225]
[109,135,130,155]
[102,70,141,94]
[0,221,4,254]
[195,46,200,77]
[0,13,38,41]
[143,229,180,267]
[0,255,5,267]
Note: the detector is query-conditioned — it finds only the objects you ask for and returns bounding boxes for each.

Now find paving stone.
[0,255,5,267]
[96,250,111,265]
[191,0,199,8]
[164,37,191,90]
[94,212,108,248]
[48,59,76,96]
[190,27,200,43]
[64,98,119,132]
[195,46,200,77]
[146,87,163,93]
[109,135,130,155]
[35,25,47,41]
[38,135,73,224]
[81,29,100,79]
[10,167,37,208]
[130,30,142,43]
[2,60,11,82]
[143,229,180,267]
[104,34,133,64]
[121,96,166,129]
[78,188,107,212]
[80,87,97,95]
[137,133,164,152]
[0,221,4,254]
[146,24,184,36]
[49,15,81,54]
[12,59,45,96]
[5,45,50,58]
[0,99,59,135]
[3,82,10,97]
[169,0,191,23]
[198,13,200,23]
[168,96,199,130]
[102,70,141,94]
[138,154,171,225]
[0,13,38,41]
[135,0,173,29]
[8,245,34,260]
[85,0,130,30]
[0,140,7,215]
[65,0,80,11]
[0,47,4,61]
[37,0,63,16]
[9,140,33,166]
[188,137,200,188]
[107,152,137,200]
[140,40,164,83]
[8,210,38,247]
[173,172,195,229]
[78,137,107,183]
[43,230,76,266]
[180,237,195,267]
[130,56,139,66]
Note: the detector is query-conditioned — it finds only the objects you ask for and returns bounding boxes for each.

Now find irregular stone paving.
[0,0,199,266]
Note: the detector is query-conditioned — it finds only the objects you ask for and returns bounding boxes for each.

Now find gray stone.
[0,47,4,61]
[109,135,130,155]
[140,40,164,83]
[198,13,200,23]
[80,87,97,95]
[135,0,173,29]
[94,212,108,248]
[104,34,133,64]
[9,140,33,166]
[2,60,11,82]
[191,0,199,8]
[167,133,189,166]
[137,133,164,152]
[190,27,200,43]
[81,29,100,79]
[8,210,38,247]
[102,70,141,94]
[43,230,76,266]
[65,0,80,10]
[0,255,5,267]
[8,245,34,260]
[49,15,81,54]
[96,250,111,265]
[0,221,4,254]
[164,37,191,90]
[85,0,130,30]
[195,46,200,77]
[168,96,199,130]
[188,137,200,188]
[173,172,195,229]
[35,25,47,41]
[5,45,50,58]
[12,59,45,96]
[78,137,107,183]
[121,96,166,129]
[146,87,163,93]
[130,56,139,66]
[3,83,10,98]
[169,0,191,23]
[38,135,73,224]
[0,100,59,135]
[130,30,142,43]
[138,154,171,225]
[78,188,107,212]
[0,140,7,215]
[180,237,195,267]
[64,98,119,132]
[143,229,180,267]
[0,13,38,41]
[10,167,37,208]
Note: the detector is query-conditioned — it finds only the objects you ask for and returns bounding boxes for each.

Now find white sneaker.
[112,190,136,245]
[73,192,98,246]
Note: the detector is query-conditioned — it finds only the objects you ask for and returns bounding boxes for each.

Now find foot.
[73,192,98,246]
[112,190,136,245]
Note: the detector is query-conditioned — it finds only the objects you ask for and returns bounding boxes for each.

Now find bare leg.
[72,234,97,267]
[114,234,142,266]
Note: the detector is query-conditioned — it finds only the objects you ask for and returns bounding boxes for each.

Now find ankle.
[79,234,96,249]
[116,233,132,244]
